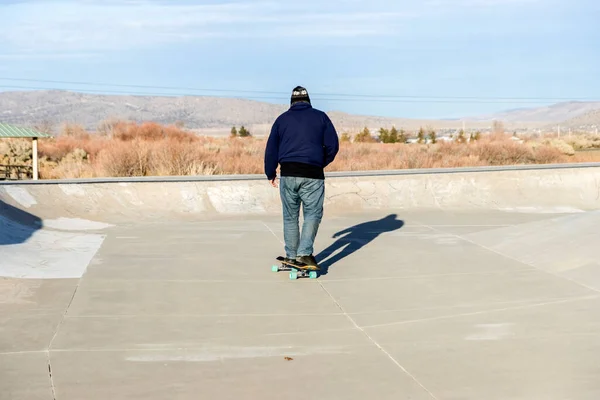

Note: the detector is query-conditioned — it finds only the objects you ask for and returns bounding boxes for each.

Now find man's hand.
[270,177,278,188]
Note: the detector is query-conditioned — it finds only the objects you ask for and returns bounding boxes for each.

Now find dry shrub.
[96,139,152,177]
[113,122,197,142]
[0,141,8,163]
[94,137,222,177]
[565,134,600,151]
[45,122,209,177]
[325,133,568,171]
[41,149,95,179]
[473,141,534,165]
[529,138,575,156]
[39,134,109,162]
[533,146,567,164]
[484,132,511,142]
[61,123,90,139]
[549,139,575,156]
[151,139,217,176]
[0,138,32,165]
[27,120,597,179]
[207,138,264,174]
[41,137,84,161]
[571,150,600,163]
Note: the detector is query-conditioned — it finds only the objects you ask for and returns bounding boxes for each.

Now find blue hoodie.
[264,102,339,181]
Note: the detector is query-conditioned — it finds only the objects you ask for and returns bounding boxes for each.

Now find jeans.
[279,176,325,259]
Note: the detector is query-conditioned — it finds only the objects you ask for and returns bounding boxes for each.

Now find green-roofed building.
[0,123,53,180]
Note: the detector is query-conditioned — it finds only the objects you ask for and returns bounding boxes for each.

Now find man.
[264,86,340,269]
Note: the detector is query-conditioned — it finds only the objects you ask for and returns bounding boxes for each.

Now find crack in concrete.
[261,218,438,398]
[44,267,85,400]
[317,281,440,400]
[361,294,599,330]
[46,351,56,400]
[425,178,442,209]
[326,180,381,204]
[325,191,360,201]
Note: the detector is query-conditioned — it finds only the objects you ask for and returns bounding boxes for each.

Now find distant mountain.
[0,90,291,135]
[470,101,600,124]
[558,109,600,129]
[1,90,598,136]
[0,90,493,136]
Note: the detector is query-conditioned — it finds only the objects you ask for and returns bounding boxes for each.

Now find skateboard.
[272,256,319,280]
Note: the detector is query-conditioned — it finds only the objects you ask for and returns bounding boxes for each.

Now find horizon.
[0,0,598,120]
[2,88,600,123]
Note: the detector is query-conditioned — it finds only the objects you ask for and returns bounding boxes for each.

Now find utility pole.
[32,137,38,180]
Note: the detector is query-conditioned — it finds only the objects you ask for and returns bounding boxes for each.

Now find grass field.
[1,121,599,179]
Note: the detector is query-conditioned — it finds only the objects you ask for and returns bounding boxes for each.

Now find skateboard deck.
[272,256,320,280]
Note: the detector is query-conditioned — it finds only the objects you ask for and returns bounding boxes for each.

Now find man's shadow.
[315,214,404,275]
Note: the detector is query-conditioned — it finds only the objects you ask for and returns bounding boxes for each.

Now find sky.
[0,0,598,119]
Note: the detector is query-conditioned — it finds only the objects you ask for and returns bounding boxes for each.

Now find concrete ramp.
[0,190,110,280]
[465,210,600,290]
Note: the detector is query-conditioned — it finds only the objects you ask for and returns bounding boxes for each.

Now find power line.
[0,77,597,102]
[0,84,566,104]
[0,78,284,96]
[0,84,589,105]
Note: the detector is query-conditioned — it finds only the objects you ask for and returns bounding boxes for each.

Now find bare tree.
[34,120,54,135]
[97,119,120,137]
[493,120,505,135]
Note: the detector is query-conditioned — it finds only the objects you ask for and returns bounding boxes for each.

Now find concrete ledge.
[1,162,599,223]
[0,162,599,185]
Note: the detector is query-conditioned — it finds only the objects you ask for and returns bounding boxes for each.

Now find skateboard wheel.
[271,265,279,272]
[289,271,298,280]
[309,271,318,279]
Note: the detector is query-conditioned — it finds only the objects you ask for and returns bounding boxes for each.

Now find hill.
[0,90,515,136]
[0,90,290,135]
[472,101,600,124]
[1,90,599,136]
[557,109,600,130]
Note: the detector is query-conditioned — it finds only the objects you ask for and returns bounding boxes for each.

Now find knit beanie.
[291,86,311,105]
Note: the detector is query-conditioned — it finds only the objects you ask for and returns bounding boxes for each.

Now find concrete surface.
[1,164,600,399]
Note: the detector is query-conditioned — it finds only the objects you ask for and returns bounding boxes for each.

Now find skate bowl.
[2,162,600,400]
[1,162,599,223]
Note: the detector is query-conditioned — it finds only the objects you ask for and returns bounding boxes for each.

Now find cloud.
[0,0,548,55]
[0,52,101,60]
[423,0,543,6]
[0,0,415,53]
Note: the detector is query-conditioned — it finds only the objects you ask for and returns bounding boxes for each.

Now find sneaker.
[296,255,319,270]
